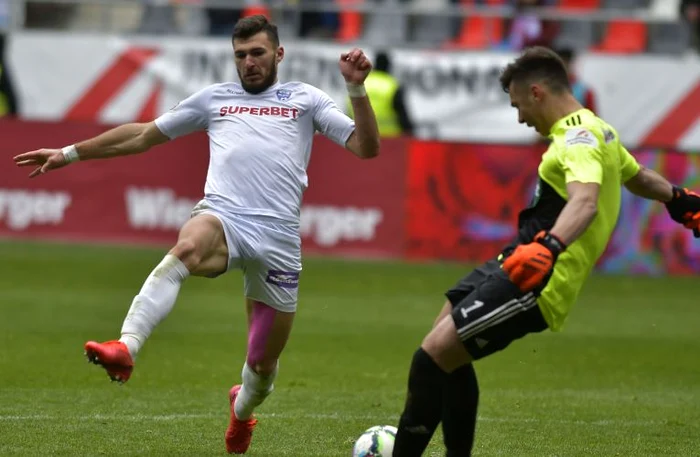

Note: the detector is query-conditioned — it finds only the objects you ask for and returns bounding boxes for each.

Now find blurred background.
[2,3,700,456]
[1,0,699,271]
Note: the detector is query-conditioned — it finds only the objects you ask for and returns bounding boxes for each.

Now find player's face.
[233,32,284,94]
[508,81,546,136]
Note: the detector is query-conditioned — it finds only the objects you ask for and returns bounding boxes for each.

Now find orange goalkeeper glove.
[502,231,566,292]
[665,186,700,238]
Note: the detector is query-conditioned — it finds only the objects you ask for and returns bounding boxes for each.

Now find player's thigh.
[433,301,452,328]
[423,312,473,372]
[170,213,229,277]
[422,261,499,369]
[445,260,495,307]
[431,260,495,329]
[244,223,301,314]
[450,266,548,361]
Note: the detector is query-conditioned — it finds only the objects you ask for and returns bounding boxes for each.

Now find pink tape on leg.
[247,301,276,367]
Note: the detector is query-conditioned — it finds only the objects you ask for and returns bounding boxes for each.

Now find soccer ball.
[352,425,397,457]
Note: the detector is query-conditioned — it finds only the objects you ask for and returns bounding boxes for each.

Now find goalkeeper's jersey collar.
[548,108,595,137]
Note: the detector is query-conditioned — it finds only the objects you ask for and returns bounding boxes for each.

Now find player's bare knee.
[169,239,202,270]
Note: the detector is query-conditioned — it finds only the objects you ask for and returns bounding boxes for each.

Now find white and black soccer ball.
[352,425,397,457]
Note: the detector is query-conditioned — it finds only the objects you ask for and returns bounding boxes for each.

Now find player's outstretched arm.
[625,166,700,235]
[13,121,169,178]
[623,166,673,201]
[339,48,380,159]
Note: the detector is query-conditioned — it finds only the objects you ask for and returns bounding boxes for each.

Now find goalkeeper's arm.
[623,166,674,201]
[625,166,700,233]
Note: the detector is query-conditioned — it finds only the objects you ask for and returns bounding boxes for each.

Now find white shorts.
[191,200,301,313]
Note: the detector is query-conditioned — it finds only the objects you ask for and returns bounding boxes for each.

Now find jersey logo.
[603,128,615,143]
[276,89,292,101]
[265,270,300,289]
[219,105,300,119]
[564,128,599,148]
[565,114,582,127]
[475,338,489,349]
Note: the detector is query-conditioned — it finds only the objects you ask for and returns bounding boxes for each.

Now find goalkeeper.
[392,46,700,457]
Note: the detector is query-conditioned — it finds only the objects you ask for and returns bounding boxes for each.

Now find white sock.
[119,254,190,359]
[234,362,278,421]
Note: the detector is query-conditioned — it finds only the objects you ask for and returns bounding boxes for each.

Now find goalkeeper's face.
[234,32,284,94]
[508,81,547,136]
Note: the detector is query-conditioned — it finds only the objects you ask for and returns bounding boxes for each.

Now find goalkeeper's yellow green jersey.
[508,109,640,331]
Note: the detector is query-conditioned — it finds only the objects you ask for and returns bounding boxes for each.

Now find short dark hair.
[556,48,574,64]
[232,15,280,47]
[499,46,570,94]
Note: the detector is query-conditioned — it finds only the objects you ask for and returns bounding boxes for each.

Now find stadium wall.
[5,32,700,150]
[2,119,700,275]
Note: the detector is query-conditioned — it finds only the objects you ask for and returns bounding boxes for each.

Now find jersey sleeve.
[154,86,212,139]
[619,145,641,182]
[559,128,604,185]
[311,87,356,147]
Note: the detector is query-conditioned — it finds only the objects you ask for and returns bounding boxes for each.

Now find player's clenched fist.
[13,148,69,178]
[503,231,566,292]
[665,186,700,233]
[339,48,372,85]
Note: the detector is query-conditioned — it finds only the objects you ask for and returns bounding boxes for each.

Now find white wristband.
[61,145,80,163]
[346,83,367,98]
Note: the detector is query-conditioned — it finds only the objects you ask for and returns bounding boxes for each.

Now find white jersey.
[154,81,355,224]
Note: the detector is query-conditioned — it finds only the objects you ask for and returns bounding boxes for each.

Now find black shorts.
[445,259,548,360]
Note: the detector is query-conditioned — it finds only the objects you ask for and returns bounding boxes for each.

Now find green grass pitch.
[0,240,699,456]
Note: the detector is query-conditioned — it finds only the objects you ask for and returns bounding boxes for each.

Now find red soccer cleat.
[225,385,258,454]
[84,340,134,384]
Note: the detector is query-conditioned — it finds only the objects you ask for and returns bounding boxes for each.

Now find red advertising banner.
[1,119,209,246]
[405,140,543,262]
[301,137,408,258]
[0,119,408,258]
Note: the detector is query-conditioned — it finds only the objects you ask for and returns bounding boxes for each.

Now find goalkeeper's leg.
[394,260,549,456]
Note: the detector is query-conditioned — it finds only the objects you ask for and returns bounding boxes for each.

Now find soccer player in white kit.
[12,15,380,454]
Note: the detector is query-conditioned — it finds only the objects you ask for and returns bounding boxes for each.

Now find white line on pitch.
[0,412,671,427]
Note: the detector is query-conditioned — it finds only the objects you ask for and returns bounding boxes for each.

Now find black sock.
[442,364,479,457]
[393,348,446,457]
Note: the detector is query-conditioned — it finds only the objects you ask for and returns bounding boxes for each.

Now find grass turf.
[0,240,698,456]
